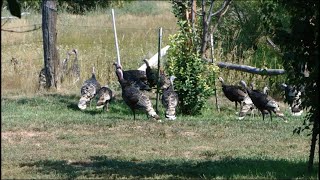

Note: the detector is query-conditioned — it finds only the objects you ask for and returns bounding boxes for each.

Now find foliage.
[212,1,289,93]
[166,19,217,115]
[16,0,132,14]
[267,1,319,135]
[261,0,319,171]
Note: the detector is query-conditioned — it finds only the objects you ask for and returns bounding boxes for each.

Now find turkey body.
[122,69,151,91]
[96,85,114,111]
[114,62,160,120]
[281,83,304,116]
[162,75,179,120]
[218,77,247,111]
[143,59,158,88]
[240,80,286,122]
[78,67,101,110]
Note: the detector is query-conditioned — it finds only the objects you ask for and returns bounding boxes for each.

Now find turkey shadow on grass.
[65,98,135,116]
[19,156,318,179]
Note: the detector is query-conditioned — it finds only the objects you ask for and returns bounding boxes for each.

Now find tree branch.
[211,0,232,17]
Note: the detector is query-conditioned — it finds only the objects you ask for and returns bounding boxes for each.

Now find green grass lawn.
[1,93,318,179]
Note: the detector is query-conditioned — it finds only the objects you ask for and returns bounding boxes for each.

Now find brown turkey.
[161,75,179,120]
[96,85,114,112]
[78,67,101,110]
[114,62,160,120]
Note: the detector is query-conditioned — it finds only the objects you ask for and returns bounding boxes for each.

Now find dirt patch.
[1,131,51,140]
[180,131,199,137]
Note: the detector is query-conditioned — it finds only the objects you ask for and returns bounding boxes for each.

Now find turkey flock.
[76,57,178,121]
[72,50,302,122]
[218,76,304,122]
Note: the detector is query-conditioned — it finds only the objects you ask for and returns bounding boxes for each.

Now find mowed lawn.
[1,93,319,179]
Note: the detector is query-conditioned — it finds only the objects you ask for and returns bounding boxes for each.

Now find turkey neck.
[115,68,131,88]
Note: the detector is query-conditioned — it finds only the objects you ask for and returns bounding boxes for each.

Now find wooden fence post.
[42,0,59,89]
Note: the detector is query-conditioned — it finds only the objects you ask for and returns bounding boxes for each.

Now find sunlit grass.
[1,94,318,179]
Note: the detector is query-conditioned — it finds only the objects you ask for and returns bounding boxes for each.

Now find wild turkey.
[238,84,269,120]
[60,49,80,84]
[38,68,46,90]
[250,82,269,95]
[162,75,179,120]
[218,77,247,111]
[114,62,160,120]
[96,85,114,112]
[280,83,303,116]
[68,49,80,83]
[240,80,286,122]
[78,67,101,110]
[159,69,171,90]
[238,83,269,119]
[143,59,158,88]
[121,67,151,91]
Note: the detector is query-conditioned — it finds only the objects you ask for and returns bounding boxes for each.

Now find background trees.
[262,0,319,172]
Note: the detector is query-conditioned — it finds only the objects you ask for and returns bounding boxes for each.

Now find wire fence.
[1,25,178,45]
[1,20,287,95]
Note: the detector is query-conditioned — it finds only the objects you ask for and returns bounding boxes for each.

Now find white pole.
[210,34,214,63]
[111,9,121,65]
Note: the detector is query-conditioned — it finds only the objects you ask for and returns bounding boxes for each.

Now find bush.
[166,21,218,115]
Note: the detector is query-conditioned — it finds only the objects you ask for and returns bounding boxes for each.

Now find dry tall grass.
[1,1,286,100]
[1,1,178,95]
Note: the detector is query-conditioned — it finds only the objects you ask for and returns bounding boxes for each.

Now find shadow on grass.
[20,156,318,179]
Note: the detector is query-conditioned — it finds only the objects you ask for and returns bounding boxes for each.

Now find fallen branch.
[138,45,286,76]
[213,61,285,75]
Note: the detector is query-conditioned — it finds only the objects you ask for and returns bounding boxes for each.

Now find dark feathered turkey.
[162,75,179,120]
[250,82,269,95]
[240,80,286,122]
[218,77,247,111]
[280,83,303,116]
[239,83,270,120]
[143,59,158,88]
[121,68,151,91]
[114,62,160,120]
[78,67,101,110]
[96,85,114,112]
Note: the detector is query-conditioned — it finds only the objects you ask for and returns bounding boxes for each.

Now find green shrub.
[166,21,218,115]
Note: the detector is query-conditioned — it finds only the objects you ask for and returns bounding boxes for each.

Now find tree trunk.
[42,0,59,89]
[308,113,319,172]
